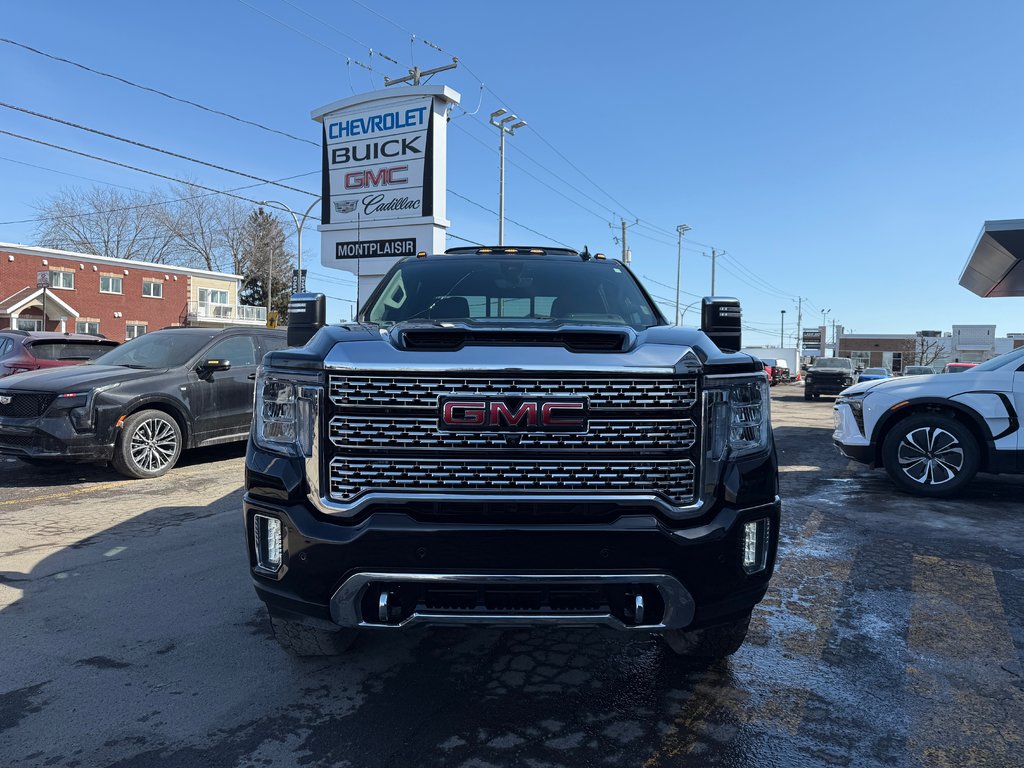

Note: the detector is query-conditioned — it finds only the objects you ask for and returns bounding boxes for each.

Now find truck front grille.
[328,456,696,506]
[329,415,696,452]
[329,375,696,410]
[323,372,700,510]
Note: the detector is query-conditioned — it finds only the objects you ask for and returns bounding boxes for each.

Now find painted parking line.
[0,480,132,507]
[907,555,1024,766]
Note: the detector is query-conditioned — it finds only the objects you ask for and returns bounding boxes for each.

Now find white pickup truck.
[833,346,1024,496]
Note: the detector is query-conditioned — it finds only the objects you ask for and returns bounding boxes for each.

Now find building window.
[16,318,43,331]
[126,323,147,339]
[198,288,229,305]
[76,320,100,335]
[850,351,871,370]
[142,280,163,298]
[891,352,903,373]
[48,270,74,290]
[100,275,123,294]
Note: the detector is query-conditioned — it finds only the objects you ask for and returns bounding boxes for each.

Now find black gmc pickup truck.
[244,247,780,663]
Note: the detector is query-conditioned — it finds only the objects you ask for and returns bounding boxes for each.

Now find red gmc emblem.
[438,398,589,433]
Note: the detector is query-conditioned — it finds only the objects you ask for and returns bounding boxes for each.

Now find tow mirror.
[287,293,327,347]
[198,359,231,376]
[700,297,742,353]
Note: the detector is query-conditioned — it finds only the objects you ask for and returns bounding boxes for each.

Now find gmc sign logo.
[344,165,409,189]
[438,399,589,433]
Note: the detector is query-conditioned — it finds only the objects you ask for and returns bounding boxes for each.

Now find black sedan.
[0,327,286,478]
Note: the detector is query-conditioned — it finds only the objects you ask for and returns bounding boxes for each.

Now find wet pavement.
[1,387,1022,767]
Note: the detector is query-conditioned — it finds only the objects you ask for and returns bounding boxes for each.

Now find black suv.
[0,327,286,477]
[244,248,780,663]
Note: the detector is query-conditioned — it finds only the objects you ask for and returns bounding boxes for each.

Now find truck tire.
[111,409,182,479]
[881,413,979,498]
[270,615,357,656]
[662,612,751,662]
[804,389,813,401]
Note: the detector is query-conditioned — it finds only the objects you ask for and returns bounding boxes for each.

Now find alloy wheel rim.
[897,426,964,485]
[129,417,177,472]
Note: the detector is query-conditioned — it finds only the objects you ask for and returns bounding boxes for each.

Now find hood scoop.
[395,326,635,353]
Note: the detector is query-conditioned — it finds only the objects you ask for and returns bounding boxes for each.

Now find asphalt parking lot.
[1,386,1022,768]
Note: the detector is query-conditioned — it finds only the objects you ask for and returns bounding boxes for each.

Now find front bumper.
[0,413,115,462]
[806,378,854,395]
[244,495,781,633]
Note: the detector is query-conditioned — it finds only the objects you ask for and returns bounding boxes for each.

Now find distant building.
[0,243,267,342]
[838,325,1016,372]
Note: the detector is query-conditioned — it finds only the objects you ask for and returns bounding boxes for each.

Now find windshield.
[364,257,661,329]
[812,358,854,370]
[91,331,210,369]
[904,366,934,374]
[862,368,888,375]
[968,346,1024,373]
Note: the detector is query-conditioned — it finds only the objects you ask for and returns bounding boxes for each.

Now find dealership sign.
[313,86,460,305]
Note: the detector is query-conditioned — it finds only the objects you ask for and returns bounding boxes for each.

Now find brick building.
[0,243,267,342]
[839,326,1020,372]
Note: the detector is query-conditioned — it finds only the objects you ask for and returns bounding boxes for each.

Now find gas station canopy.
[960,219,1024,297]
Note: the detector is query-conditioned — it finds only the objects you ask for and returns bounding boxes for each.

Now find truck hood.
[264,322,765,376]
[0,364,160,393]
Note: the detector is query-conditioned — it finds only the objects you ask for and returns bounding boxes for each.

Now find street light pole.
[489,109,527,245]
[267,241,273,315]
[675,224,691,325]
[780,309,786,348]
[259,198,321,291]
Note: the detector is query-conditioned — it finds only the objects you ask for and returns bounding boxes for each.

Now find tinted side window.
[205,336,257,367]
[0,339,12,357]
[259,335,288,354]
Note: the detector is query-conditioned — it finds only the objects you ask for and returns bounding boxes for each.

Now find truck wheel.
[270,615,357,656]
[111,409,182,479]
[881,413,979,498]
[662,612,751,663]
[804,390,813,401]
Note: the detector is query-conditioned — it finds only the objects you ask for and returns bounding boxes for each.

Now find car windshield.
[28,340,117,361]
[969,346,1024,373]
[90,331,210,369]
[905,366,934,374]
[364,257,661,329]
[862,368,888,375]
[812,358,853,370]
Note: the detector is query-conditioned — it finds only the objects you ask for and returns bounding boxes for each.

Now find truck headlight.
[706,374,771,459]
[253,370,316,456]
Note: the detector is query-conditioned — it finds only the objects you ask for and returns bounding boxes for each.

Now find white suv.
[833,346,1024,496]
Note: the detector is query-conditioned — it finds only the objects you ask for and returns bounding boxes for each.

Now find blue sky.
[1,0,1022,339]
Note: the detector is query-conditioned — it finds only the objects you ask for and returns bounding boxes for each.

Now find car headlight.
[706,374,771,459]
[52,383,120,430]
[253,370,317,456]
[837,393,866,433]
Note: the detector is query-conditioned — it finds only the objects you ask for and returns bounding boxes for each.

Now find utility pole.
[710,248,717,295]
[267,241,273,315]
[621,219,628,264]
[384,57,458,87]
[794,297,803,375]
[490,109,527,245]
[675,224,691,325]
[780,309,786,348]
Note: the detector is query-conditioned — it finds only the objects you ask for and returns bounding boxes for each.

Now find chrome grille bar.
[328,456,696,506]
[328,374,696,410]
[328,415,696,452]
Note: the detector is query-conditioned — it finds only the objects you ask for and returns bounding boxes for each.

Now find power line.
[0,128,307,217]
[0,37,317,147]
[0,153,141,195]
[447,189,571,248]
[0,101,318,197]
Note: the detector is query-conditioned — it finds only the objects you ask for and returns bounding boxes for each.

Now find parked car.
[857,367,891,384]
[834,345,1024,497]
[760,358,778,385]
[903,365,936,376]
[943,362,978,374]
[804,357,856,400]
[0,327,286,477]
[0,330,118,378]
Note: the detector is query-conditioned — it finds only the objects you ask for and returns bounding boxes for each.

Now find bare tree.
[34,186,178,263]
[904,335,947,367]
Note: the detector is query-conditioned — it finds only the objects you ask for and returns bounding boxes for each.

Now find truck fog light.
[742,518,769,574]
[254,514,283,572]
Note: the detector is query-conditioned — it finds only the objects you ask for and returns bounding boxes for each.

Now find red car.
[0,331,119,378]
